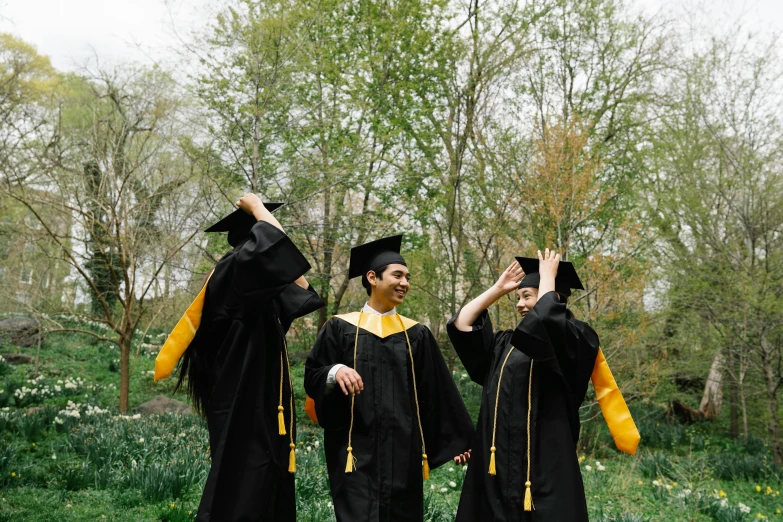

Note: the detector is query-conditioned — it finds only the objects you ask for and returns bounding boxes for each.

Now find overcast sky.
[1,0,781,72]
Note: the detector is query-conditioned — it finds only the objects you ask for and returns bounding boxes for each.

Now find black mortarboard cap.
[205,201,284,247]
[515,256,584,297]
[348,235,406,279]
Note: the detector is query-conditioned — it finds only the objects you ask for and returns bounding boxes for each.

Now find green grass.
[1,327,782,521]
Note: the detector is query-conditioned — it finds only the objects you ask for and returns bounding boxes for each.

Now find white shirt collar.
[362,302,397,316]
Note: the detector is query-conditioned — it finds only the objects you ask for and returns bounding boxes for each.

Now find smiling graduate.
[304,235,474,522]
[447,249,640,521]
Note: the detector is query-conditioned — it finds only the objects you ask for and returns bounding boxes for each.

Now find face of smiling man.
[366,263,411,311]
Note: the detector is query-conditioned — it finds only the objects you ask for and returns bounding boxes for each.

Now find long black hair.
[173,240,247,416]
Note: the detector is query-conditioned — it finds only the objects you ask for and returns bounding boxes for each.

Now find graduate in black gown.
[304,235,474,522]
[448,249,637,521]
[155,194,324,522]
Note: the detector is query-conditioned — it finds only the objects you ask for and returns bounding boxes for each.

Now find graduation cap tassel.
[489,348,515,476]
[397,314,430,481]
[345,313,362,475]
[524,482,533,511]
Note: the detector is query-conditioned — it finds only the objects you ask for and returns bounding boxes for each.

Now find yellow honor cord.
[524,361,534,512]
[488,347,515,476]
[342,312,428,479]
[278,318,296,473]
[397,314,428,481]
[345,312,362,474]
[278,350,286,436]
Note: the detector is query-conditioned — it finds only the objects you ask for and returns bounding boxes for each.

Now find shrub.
[15,408,55,442]
[710,453,781,481]
[58,463,90,491]
[637,451,677,480]
[0,445,16,487]
[0,355,11,377]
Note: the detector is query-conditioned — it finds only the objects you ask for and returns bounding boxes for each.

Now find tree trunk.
[699,350,724,420]
[764,373,783,465]
[119,332,131,412]
[729,347,740,439]
[739,367,748,438]
[318,183,333,327]
[762,338,783,465]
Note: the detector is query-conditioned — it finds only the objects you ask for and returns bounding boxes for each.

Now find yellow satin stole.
[591,349,641,455]
[154,272,213,382]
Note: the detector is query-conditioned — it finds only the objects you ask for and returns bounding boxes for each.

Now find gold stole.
[154,271,213,382]
[591,349,641,455]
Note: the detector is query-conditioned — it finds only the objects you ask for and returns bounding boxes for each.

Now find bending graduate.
[304,235,474,522]
[448,249,639,521]
[155,194,324,522]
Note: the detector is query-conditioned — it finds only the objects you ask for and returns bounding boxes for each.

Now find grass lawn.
[0,324,781,521]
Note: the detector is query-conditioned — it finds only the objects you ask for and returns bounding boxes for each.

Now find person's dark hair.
[175,342,212,417]
[173,241,247,416]
[361,264,390,296]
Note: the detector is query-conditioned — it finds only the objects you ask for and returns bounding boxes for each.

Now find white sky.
[0,0,781,72]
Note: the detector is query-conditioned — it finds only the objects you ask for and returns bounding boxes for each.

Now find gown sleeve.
[304,319,351,431]
[416,327,475,469]
[446,309,504,386]
[275,283,325,333]
[511,291,599,389]
[232,221,312,303]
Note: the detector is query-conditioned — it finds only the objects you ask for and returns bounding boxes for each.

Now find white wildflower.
[584,465,592,471]
[449,481,457,488]
[738,503,751,514]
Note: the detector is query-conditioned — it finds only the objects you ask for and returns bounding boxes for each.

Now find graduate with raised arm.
[154,194,324,522]
[304,235,474,522]
[448,249,640,521]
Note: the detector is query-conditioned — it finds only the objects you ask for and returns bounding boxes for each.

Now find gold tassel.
[288,443,296,473]
[422,454,430,481]
[345,446,354,473]
[277,405,286,436]
[488,446,497,475]
[524,481,533,511]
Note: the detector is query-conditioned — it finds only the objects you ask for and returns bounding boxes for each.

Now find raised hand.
[537,248,560,279]
[236,193,271,221]
[493,261,525,295]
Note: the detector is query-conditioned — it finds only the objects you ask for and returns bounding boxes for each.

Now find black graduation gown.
[304,315,475,522]
[447,292,599,522]
[192,221,324,522]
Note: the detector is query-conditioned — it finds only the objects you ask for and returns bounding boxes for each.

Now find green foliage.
[710,454,781,482]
